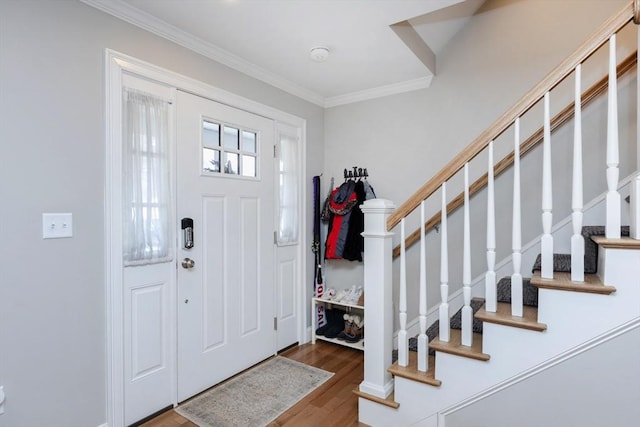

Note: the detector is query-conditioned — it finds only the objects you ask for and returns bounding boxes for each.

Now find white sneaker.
[333,289,348,303]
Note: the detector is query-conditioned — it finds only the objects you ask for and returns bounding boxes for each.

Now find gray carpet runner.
[398,225,627,359]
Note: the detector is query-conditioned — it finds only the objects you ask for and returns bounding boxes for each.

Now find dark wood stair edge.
[353,389,400,409]
[475,302,547,332]
[530,271,616,294]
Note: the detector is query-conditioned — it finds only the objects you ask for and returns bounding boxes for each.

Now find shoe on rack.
[348,286,363,305]
[323,288,336,300]
[315,309,340,336]
[344,315,364,343]
[336,314,353,340]
[323,309,347,338]
[333,289,348,303]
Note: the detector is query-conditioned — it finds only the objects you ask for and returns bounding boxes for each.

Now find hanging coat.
[342,180,367,261]
[324,181,358,259]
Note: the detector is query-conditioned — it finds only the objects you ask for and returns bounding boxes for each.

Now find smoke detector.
[310,46,330,62]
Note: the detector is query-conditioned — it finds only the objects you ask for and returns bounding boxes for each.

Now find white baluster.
[439,183,450,342]
[541,92,554,279]
[571,64,585,282]
[398,219,408,367]
[461,164,473,347]
[417,201,428,372]
[485,141,497,312]
[512,118,523,317]
[606,33,621,239]
[632,26,640,240]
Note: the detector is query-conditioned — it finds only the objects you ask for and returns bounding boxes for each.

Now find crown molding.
[81,0,326,106]
[324,76,433,108]
[82,0,433,109]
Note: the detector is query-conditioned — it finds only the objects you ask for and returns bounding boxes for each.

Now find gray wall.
[445,326,640,427]
[0,1,323,426]
[0,0,636,426]
[323,0,635,325]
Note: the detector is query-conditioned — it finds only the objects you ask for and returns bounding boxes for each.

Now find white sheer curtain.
[277,133,299,244]
[122,88,172,265]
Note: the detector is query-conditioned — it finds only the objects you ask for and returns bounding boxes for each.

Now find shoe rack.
[311,295,364,351]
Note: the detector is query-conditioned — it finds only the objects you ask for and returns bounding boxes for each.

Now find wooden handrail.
[386,1,635,231]
[392,51,637,259]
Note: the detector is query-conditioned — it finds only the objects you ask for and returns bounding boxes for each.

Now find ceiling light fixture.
[310,46,330,62]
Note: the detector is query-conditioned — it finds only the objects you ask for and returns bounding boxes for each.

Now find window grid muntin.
[202,118,259,178]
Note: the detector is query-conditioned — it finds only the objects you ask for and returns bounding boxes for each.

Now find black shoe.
[324,310,346,338]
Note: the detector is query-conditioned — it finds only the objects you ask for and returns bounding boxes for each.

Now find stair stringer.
[359,246,640,427]
[427,318,640,427]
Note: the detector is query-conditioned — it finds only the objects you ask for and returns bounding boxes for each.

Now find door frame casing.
[104,49,307,427]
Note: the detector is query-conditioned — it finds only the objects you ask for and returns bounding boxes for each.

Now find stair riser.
[597,245,640,286]
[537,286,640,345]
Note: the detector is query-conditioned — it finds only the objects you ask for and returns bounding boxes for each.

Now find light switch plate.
[42,213,73,239]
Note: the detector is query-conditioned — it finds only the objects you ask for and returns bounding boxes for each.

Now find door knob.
[181,258,195,269]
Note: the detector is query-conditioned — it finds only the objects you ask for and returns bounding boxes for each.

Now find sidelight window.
[122,88,173,265]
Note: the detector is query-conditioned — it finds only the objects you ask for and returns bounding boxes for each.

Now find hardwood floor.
[140,341,367,427]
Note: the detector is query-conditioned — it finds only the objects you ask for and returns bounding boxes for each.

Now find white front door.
[176,90,276,401]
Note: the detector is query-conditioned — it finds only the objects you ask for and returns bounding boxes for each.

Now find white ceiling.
[84,0,486,107]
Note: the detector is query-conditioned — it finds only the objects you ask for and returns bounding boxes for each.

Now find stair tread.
[388,351,441,387]
[530,271,616,294]
[475,302,547,332]
[429,329,489,361]
[353,389,400,409]
[591,235,640,249]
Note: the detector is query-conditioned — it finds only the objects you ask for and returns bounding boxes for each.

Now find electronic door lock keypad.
[182,218,194,249]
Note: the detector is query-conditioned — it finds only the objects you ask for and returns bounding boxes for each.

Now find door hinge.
[273,317,278,331]
[273,144,278,158]
[274,231,277,244]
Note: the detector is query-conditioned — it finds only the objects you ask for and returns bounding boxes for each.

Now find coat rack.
[343,166,368,181]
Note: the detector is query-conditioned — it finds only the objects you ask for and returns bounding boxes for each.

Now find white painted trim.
[324,77,433,108]
[436,317,640,425]
[393,171,637,349]
[489,172,634,282]
[105,49,308,427]
[82,0,325,106]
[83,0,434,108]
[105,50,125,427]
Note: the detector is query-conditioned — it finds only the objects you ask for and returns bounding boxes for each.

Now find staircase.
[367,229,640,426]
[354,2,640,426]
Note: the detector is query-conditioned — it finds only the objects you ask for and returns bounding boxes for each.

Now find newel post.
[359,198,395,399]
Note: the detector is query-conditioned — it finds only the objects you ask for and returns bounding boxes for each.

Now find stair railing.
[358,1,638,400]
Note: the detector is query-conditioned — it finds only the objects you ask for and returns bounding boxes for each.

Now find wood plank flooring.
[140,341,367,427]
